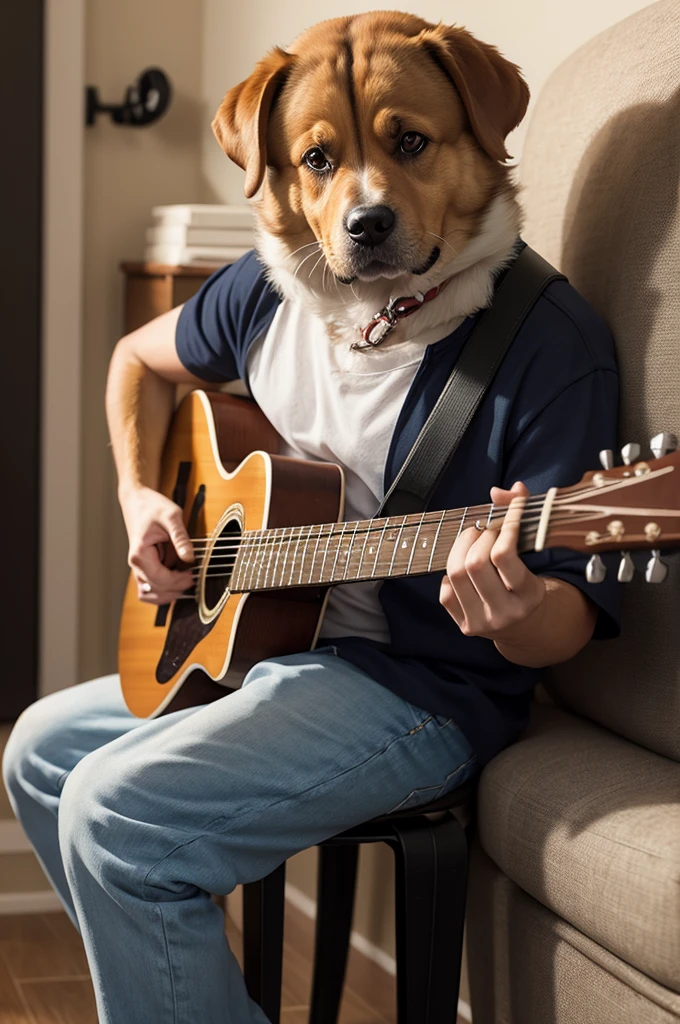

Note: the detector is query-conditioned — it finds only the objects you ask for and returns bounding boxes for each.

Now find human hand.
[120,486,194,605]
[439,481,547,644]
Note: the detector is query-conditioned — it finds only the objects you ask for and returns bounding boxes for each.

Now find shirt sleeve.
[175,250,281,383]
[502,365,621,638]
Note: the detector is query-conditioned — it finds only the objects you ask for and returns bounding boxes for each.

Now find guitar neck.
[228,502,543,593]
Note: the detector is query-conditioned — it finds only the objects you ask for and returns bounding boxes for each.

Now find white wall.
[201,0,656,203]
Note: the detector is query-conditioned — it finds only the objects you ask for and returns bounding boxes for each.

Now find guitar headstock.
[539,434,680,584]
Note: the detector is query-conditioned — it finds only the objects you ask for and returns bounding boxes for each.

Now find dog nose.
[345,205,396,247]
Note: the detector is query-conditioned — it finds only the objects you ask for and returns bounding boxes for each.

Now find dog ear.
[420,25,529,162]
[212,47,295,198]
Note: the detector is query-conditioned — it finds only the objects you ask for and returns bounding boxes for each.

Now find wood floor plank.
[0,954,31,1024]
[0,914,88,982]
[41,917,89,978]
[3,909,468,1024]
[283,902,396,1021]
[19,979,97,1024]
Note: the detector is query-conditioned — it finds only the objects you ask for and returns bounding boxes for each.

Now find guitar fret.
[251,532,263,589]
[280,529,291,585]
[342,521,360,581]
[428,510,449,572]
[297,524,313,585]
[232,536,245,591]
[288,527,301,586]
[330,523,348,582]
[407,511,427,575]
[273,528,286,588]
[355,519,373,580]
[278,527,294,588]
[387,515,409,577]
[243,532,258,589]
[264,528,279,589]
[372,518,390,577]
[319,524,335,584]
[455,507,469,541]
[236,504,512,591]
[308,525,325,584]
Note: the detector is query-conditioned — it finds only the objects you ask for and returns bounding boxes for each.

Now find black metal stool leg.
[427,814,468,1018]
[309,843,359,1024]
[392,813,468,1024]
[393,820,437,1024]
[242,862,286,1024]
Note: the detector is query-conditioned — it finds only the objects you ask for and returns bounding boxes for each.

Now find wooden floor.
[0,903,468,1022]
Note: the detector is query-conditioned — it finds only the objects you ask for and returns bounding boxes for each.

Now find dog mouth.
[335,244,441,284]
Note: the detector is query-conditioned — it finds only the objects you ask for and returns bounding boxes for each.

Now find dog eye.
[400,132,428,156]
[304,147,331,172]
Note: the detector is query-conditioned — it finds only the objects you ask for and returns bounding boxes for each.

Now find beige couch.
[466,3,680,1021]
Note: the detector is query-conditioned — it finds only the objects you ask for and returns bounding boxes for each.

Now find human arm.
[105,306,210,605]
[439,481,597,668]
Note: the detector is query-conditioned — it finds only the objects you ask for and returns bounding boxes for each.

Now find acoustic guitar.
[118,389,680,718]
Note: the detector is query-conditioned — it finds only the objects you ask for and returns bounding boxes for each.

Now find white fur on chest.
[256,192,521,351]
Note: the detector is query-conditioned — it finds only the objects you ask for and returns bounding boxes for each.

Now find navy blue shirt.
[176,248,620,764]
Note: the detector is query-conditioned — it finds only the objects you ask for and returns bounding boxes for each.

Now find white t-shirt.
[246,299,432,643]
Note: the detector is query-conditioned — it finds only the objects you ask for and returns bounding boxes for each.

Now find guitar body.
[119,390,680,719]
[119,391,344,718]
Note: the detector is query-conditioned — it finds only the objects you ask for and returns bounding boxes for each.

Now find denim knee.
[2,694,64,806]
[59,749,138,895]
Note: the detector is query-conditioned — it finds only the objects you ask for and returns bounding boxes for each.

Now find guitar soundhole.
[202,516,242,614]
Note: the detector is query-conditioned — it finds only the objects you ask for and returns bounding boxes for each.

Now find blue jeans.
[2,648,477,1024]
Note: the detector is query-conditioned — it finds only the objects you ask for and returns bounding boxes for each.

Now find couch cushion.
[467,843,680,1024]
[477,705,680,992]
[519,0,680,761]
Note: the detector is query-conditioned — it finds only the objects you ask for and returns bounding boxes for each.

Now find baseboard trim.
[0,819,32,854]
[284,883,473,1022]
[0,890,63,915]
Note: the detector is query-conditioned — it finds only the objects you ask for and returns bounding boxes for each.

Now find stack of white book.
[144,204,255,266]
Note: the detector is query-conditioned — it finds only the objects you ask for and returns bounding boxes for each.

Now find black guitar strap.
[378,246,566,518]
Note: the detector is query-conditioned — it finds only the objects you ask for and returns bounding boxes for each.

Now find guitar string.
[179,503,612,559]
[141,477,654,592]
[169,519,550,599]
[172,497,551,552]
[160,501,660,597]
[184,511,601,584]
[182,503,627,570]
[162,476,639,556]
[164,494,563,548]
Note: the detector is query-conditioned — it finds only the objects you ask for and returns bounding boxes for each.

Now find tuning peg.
[617,551,635,583]
[650,432,678,459]
[599,449,614,470]
[586,554,607,584]
[645,550,668,583]
[621,443,641,466]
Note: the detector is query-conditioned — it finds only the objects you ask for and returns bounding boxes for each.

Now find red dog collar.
[352,277,452,351]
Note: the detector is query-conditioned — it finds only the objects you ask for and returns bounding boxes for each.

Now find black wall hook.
[86,67,172,127]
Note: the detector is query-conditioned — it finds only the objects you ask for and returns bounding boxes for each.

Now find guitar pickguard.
[156,476,216,684]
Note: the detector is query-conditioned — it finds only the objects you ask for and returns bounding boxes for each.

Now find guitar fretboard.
[227,504,540,593]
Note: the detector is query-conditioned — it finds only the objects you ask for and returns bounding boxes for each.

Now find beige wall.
[79,0,208,680]
[201,0,656,204]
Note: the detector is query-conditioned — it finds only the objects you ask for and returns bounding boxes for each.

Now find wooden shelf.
[120,261,225,277]
[119,261,226,333]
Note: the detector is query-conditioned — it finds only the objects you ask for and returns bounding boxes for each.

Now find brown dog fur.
[212,12,529,345]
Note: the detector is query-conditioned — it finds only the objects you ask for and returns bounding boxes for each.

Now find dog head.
[212,12,529,319]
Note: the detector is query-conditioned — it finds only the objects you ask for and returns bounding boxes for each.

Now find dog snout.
[345,205,396,247]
